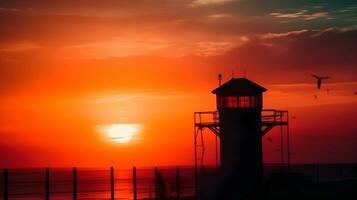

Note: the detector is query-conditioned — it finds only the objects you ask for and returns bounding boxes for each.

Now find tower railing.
[261,109,288,127]
[194,109,288,129]
[194,111,219,135]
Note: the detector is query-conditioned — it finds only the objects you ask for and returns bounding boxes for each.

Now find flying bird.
[311,74,330,89]
[313,94,318,100]
[267,137,273,142]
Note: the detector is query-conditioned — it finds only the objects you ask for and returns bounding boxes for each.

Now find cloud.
[195,41,236,56]
[190,0,234,6]
[65,39,168,58]
[0,42,42,52]
[0,27,356,94]
[207,13,232,18]
[304,12,329,20]
[207,27,357,83]
[85,92,198,104]
[1,0,355,55]
[270,10,308,19]
[0,0,356,93]
[260,29,309,39]
[270,10,330,21]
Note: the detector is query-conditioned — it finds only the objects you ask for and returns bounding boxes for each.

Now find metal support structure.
[194,109,289,175]
[176,166,180,199]
[73,167,77,200]
[194,111,220,184]
[3,168,8,200]
[215,135,219,168]
[133,167,137,200]
[280,124,284,171]
[110,167,115,200]
[261,125,274,136]
[154,167,158,200]
[198,128,205,170]
[193,122,198,195]
[287,112,291,173]
[46,168,50,200]
[262,110,290,171]
[149,182,152,199]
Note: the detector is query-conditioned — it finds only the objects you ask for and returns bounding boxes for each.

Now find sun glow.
[97,124,142,144]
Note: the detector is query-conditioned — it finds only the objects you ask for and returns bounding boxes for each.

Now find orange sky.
[0,0,356,167]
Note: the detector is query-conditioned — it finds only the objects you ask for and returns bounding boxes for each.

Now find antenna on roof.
[231,69,234,79]
[218,74,222,86]
[244,67,247,78]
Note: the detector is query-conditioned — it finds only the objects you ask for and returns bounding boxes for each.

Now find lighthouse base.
[196,170,267,200]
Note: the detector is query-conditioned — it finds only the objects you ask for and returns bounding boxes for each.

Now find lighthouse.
[212,78,267,198]
[195,77,289,199]
[212,78,266,183]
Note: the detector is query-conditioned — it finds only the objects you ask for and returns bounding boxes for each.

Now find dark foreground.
[148,179,357,200]
[268,178,357,200]
[1,164,356,199]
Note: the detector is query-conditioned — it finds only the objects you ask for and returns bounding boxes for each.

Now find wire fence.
[1,164,356,200]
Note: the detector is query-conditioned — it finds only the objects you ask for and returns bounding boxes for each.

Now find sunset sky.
[0,0,356,168]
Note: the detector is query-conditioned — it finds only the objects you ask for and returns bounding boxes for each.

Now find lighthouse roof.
[212,78,267,95]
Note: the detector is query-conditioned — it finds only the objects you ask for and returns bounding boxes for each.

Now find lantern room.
[212,78,267,110]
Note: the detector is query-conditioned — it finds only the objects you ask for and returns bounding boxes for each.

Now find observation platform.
[194,109,290,172]
[194,109,289,136]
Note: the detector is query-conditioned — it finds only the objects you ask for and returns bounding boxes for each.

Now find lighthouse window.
[250,95,262,108]
[225,96,238,108]
[218,95,262,109]
[239,96,250,108]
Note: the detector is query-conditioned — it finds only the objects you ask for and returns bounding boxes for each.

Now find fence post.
[149,183,152,199]
[73,167,77,200]
[3,168,8,200]
[154,167,158,200]
[46,168,50,200]
[316,164,319,183]
[176,166,180,200]
[133,167,137,200]
[110,167,115,200]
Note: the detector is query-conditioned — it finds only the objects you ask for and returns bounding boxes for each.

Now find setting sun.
[97,124,142,144]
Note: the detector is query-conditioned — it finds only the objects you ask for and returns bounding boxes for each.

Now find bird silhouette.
[326,88,330,92]
[311,74,330,89]
[313,94,318,100]
[354,92,357,95]
[267,137,273,142]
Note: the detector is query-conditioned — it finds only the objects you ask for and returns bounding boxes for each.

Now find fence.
[0,166,195,200]
[1,164,356,200]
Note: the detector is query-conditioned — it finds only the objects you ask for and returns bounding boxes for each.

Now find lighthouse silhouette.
[213,78,266,198]
[195,76,290,199]
[213,78,266,179]
[196,77,269,199]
